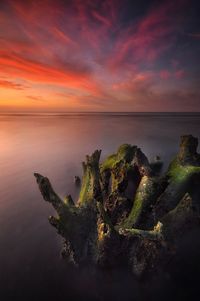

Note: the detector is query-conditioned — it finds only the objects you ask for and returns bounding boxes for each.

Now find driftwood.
[34,135,200,276]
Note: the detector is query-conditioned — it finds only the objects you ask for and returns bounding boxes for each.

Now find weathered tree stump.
[34,135,200,276]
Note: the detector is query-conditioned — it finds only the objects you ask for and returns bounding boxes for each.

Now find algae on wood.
[34,135,200,276]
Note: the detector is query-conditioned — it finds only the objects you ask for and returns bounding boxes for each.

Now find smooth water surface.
[0,113,200,300]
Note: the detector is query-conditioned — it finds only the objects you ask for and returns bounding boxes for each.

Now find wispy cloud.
[0,0,198,111]
[26,95,44,101]
[0,79,27,90]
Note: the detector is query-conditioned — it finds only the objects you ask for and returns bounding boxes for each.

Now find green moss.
[122,176,156,228]
[78,169,92,204]
[117,144,136,162]
[101,144,136,172]
[101,154,117,171]
[167,158,200,184]
[150,159,200,216]
[77,150,102,206]
[119,221,163,240]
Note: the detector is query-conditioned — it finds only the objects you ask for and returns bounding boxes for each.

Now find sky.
[0,0,200,112]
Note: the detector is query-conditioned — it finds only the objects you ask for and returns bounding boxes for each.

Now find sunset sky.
[0,0,200,112]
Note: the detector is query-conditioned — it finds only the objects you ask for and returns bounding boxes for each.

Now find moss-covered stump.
[34,135,200,276]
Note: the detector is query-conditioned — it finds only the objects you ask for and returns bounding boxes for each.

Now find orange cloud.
[0,52,101,95]
[0,0,197,112]
[0,79,27,90]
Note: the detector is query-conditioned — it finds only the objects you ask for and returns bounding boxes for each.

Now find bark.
[34,135,200,275]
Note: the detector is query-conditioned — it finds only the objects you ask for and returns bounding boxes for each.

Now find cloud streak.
[0,79,27,90]
[0,0,199,112]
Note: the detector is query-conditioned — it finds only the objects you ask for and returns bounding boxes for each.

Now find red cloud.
[92,11,112,27]
[159,69,187,80]
[0,0,194,112]
[174,69,186,79]
[51,27,77,46]
[112,71,155,92]
[0,51,100,95]
[160,70,171,80]
[106,1,188,70]
[5,0,187,72]
[0,79,27,90]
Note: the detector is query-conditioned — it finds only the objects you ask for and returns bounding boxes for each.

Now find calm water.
[0,113,200,301]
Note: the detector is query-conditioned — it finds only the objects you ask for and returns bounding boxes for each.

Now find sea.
[0,112,200,301]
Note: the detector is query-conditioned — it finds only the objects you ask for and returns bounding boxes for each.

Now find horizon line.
[1,111,200,116]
